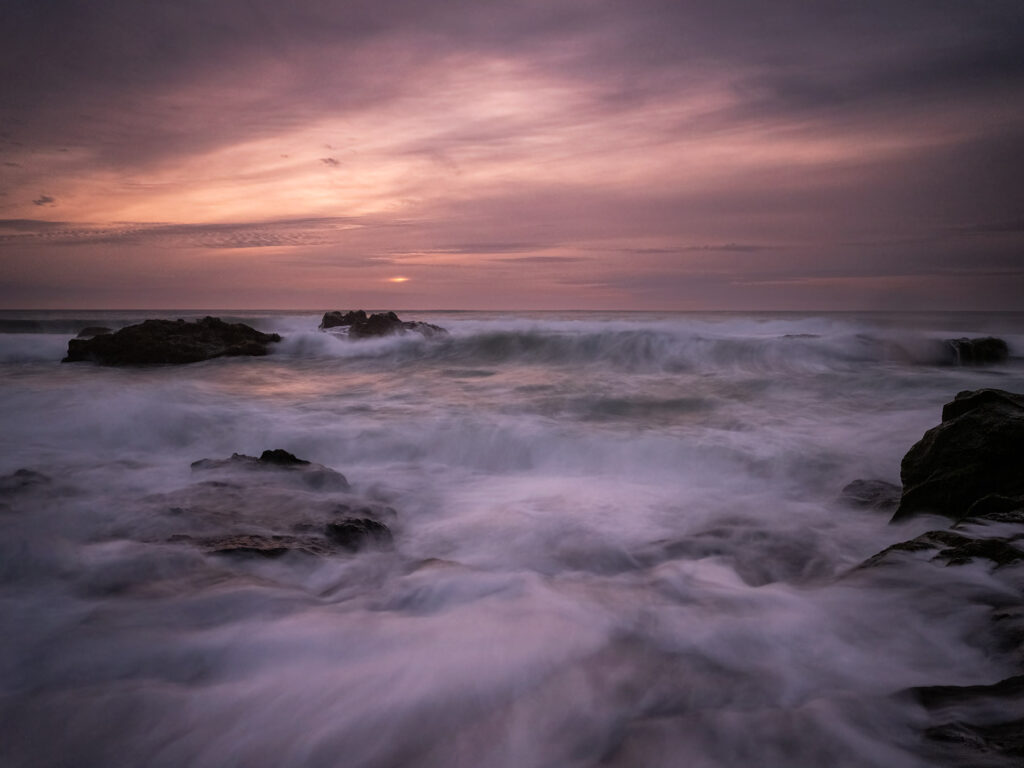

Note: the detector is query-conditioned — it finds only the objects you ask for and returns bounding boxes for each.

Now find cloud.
[490,255,583,263]
[1,1,1022,309]
[0,215,358,249]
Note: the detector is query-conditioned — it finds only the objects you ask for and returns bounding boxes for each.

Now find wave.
[279,322,1021,375]
[2,312,1021,373]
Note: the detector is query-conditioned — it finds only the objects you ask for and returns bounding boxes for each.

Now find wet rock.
[63,316,281,365]
[319,310,367,329]
[257,449,309,466]
[190,450,349,491]
[924,719,1024,762]
[964,495,1024,523]
[892,389,1024,522]
[320,309,448,339]
[839,479,901,511]
[944,336,1010,366]
[169,533,331,558]
[75,326,112,338]
[0,468,51,494]
[325,518,393,551]
[910,676,1024,764]
[860,529,1024,569]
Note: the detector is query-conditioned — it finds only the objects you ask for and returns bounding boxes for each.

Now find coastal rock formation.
[319,309,448,339]
[891,389,1024,522]
[320,310,367,329]
[153,450,393,558]
[851,390,1024,765]
[63,316,281,365]
[191,449,350,491]
[943,336,1010,365]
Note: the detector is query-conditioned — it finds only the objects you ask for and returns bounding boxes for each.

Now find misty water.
[2,310,1024,767]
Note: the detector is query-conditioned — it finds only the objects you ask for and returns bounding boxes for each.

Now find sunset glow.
[1,2,1022,309]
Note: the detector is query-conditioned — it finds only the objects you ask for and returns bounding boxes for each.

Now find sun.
[386,276,410,283]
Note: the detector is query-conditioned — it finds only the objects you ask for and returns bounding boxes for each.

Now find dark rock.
[190,450,349,491]
[0,468,52,493]
[62,316,281,365]
[892,389,1024,522]
[75,326,112,338]
[325,518,393,551]
[169,533,330,558]
[860,529,1024,569]
[839,479,901,511]
[942,389,1024,422]
[911,676,1024,764]
[348,311,404,338]
[322,309,448,339]
[258,449,309,466]
[319,310,367,329]
[965,495,1024,522]
[944,337,1010,366]
[912,675,1024,709]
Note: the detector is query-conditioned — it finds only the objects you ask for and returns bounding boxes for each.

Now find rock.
[348,311,404,338]
[909,676,1024,764]
[190,450,349,491]
[891,389,1024,522]
[325,518,393,551]
[320,309,448,339]
[0,468,52,493]
[75,326,112,338]
[62,316,281,365]
[319,310,367,329]
[257,449,309,466]
[839,479,901,511]
[169,533,331,558]
[860,529,1024,569]
[944,336,1010,365]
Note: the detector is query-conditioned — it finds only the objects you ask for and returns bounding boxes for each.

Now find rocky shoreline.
[60,311,450,365]
[847,388,1024,764]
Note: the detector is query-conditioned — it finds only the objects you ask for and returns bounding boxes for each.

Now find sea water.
[1,310,1023,767]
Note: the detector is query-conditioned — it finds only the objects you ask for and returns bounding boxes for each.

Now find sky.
[1,0,1023,310]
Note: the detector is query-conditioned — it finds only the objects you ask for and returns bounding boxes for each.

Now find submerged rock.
[892,389,1024,522]
[325,518,394,551]
[943,336,1010,365]
[190,449,349,491]
[169,533,332,558]
[861,529,1024,569]
[320,309,448,339]
[839,479,901,511]
[0,468,52,494]
[63,316,281,365]
[909,676,1024,764]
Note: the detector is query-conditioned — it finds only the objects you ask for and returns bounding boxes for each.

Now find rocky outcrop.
[190,449,350,491]
[911,677,1024,764]
[861,528,1024,569]
[153,450,394,559]
[63,316,281,365]
[891,389,1024,522]
[319,310,448,339]
[320,310,367,329]
[944,336,1010,365]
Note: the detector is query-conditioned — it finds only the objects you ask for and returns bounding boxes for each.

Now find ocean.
[2,310,1023,767]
